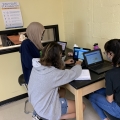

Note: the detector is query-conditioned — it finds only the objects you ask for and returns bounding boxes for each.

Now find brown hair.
[26,22,45,50]
[40,42,64,69]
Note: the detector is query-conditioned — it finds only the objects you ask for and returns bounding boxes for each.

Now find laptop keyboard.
[90,63,110,70]
[96,67,111,73]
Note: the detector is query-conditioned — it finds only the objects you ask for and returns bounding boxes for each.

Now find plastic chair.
[18,74,32,114]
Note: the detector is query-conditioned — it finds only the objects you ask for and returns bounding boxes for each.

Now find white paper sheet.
[75,69,91,80]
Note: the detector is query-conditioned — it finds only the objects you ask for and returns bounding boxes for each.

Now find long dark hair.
[40,42,64,69]
[104,39,120,66]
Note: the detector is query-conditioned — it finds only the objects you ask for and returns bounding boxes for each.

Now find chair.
[105,111,120,120]
[18,74,32,114]
[18,74,44,120]
[18,74,28,90]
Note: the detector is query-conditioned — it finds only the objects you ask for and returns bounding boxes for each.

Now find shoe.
[32,115,41,120]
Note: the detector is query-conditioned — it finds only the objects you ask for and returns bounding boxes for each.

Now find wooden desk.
[65,48,106,120]
[7,35,21,45]
[65,80,105,120]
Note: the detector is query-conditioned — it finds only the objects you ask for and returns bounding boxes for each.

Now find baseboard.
[0,93,28,106]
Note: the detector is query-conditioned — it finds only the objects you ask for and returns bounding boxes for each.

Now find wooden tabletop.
[7,35,22,45]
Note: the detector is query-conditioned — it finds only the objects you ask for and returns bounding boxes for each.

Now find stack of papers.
[75,69,91,80]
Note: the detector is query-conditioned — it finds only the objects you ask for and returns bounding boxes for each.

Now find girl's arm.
[54,64,82,87]
[106,94,114,103]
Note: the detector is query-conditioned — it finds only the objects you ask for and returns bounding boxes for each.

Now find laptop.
[57,41,67,56]
[67,47,90,67]
[83,49,113,74]
[73,47,91,60]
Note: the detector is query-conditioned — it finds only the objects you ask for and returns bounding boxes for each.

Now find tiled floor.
[0,90,101,120]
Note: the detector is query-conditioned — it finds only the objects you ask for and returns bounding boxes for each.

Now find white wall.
[62,0,120,51]
[0,0,65,101]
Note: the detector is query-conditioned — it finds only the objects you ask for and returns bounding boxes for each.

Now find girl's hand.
[65,59,74,64]
[75,60,82,65]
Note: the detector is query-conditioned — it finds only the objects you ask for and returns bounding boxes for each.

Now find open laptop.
[67,47,90,67]
[73,47,91,60]
[57,41,67,56]
[83,49,113,74]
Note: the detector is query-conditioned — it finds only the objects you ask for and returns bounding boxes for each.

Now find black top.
[19,39,40,84]
[105,67,120,106]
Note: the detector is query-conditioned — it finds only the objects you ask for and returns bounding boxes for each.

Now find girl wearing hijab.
[20,22,45,84]
[20,22,74,84]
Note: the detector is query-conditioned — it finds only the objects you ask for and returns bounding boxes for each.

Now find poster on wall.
[0,2,23,29]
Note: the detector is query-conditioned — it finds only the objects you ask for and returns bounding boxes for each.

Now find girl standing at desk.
[89,39,120,120]
[20,22,45,84]
[28,42,85,120]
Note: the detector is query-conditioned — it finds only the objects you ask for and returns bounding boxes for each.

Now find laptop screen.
[73,47,90,60]
[57,41,67,51]
[84,50,102,65]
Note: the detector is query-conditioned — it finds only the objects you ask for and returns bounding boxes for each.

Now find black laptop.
[57,41,67,56]
[67,47,90,67]
[73,47,91,61]
[83,49,113,74]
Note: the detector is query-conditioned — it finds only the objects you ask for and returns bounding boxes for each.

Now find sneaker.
[32,115,41,120]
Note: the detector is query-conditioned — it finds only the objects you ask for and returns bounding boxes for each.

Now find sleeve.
[20,43,33,69]
[54,65,82,87]
[105,72,113,96]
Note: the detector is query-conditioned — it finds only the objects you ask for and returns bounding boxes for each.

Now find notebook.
[83,49,113,74]
[75,69,91,80]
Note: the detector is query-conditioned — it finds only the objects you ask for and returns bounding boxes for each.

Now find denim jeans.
[59,98,68,115]
[89,88,120,120]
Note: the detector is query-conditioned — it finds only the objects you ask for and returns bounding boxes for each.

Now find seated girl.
[28,42,85,120]
[89,39,120,120]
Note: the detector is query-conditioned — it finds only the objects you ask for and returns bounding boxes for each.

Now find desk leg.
[75,89,83,120]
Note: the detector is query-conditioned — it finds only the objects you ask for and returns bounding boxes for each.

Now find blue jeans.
[89,88,120,120]
[59,98,68,115]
